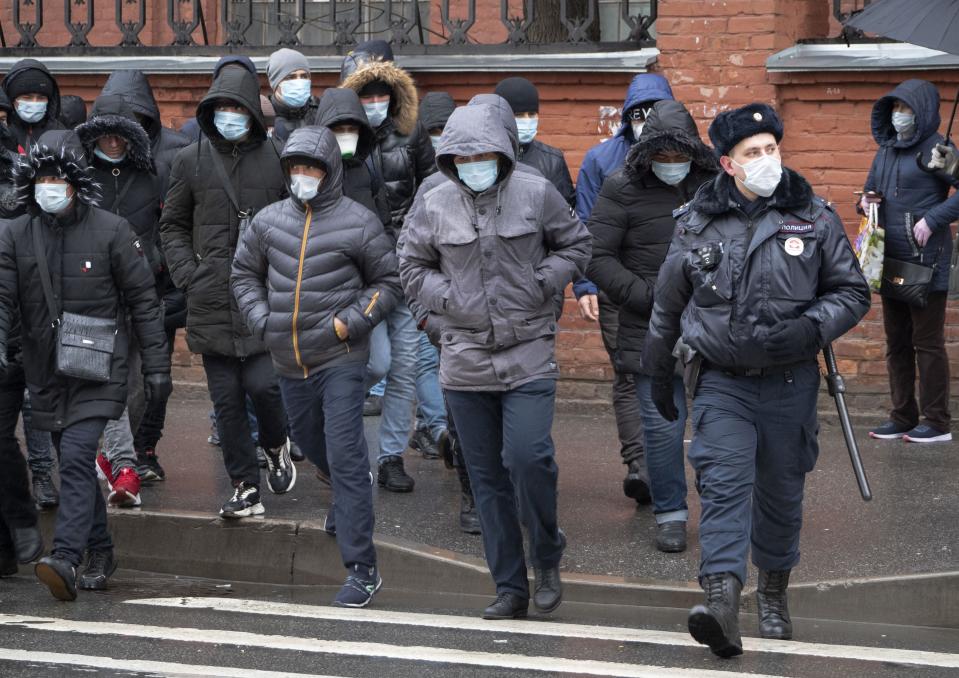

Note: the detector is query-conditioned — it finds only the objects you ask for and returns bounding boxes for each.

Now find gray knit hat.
[267,48,310,91]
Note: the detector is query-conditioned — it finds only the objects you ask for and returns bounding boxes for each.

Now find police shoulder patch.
[672,202,691,220]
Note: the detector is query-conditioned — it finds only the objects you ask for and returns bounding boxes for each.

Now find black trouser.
[133,326,175,452]
[0,363,38,555]
[597,297,646,468]
[883,292,952,432]
[52,417,112,566]
[202,352,288,487]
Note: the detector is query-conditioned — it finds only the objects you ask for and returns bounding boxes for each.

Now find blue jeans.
[446,379,564,598]
[21,389,54,476]
[414,332,447,437]
[366,321,390,394]
[635,375,688,524]
[377,303,418,461]
[281,364,376,570]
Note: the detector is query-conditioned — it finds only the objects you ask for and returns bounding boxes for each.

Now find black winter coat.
[314,88,391,226]
[0,131,168,431]
[586,100,718,373]
[270,94,320,145]
[232,127,402,379]
[517,140,576,207]
[160,68,287,358]
[1,59,65,154]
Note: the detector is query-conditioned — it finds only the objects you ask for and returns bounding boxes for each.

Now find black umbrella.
[845,0,959,166]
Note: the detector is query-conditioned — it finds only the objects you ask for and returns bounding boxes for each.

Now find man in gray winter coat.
[399,103,591,621]
[233,126,401,608]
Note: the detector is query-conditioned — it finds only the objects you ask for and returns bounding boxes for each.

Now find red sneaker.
[95,453,115,490]
[109,467,142,508]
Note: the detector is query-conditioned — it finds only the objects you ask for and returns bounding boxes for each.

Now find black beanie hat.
[494,77,539,115]
[708,103,783,157]
[6,68,56,101]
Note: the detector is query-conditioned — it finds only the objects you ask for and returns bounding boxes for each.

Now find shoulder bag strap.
[31,216,60,328]
[207,139,244,216]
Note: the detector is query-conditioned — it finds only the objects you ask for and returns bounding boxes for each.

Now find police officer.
[642,104,870,657]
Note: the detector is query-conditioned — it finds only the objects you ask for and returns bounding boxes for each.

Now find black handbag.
[32,218,117,382]
[880,251,939,309]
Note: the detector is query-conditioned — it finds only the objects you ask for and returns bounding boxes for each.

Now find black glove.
[651,376,678,422]
[144,373,173,405]
[763,317,819,361]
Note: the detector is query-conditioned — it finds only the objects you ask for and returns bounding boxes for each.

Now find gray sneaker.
[264,439,296,494]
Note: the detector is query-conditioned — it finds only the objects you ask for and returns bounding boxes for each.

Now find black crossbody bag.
[32,218,117,383]
[881,248,941,309]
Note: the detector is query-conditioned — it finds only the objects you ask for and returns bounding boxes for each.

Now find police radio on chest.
[695,242,723,271]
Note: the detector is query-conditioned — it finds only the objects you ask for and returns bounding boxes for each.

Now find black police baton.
[823,345,872,501]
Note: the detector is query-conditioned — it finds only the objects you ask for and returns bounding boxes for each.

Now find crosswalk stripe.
[0,648,344,678]
[0,613,782,678]
[129,596,959,670]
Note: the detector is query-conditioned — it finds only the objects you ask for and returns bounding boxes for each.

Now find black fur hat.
[707,103,783,157]
[14,129,101,207]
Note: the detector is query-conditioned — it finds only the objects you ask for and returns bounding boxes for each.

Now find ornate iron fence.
[1,0,657,51]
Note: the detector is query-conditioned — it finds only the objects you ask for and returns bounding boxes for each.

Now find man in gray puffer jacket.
[232,126,401,609]
[399,103,590,621]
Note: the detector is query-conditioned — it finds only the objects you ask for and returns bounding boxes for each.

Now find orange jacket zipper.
[291,206,313,378]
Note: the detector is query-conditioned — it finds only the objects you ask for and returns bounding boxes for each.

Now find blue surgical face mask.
[94,146,126,164]
[35,183,72,214]
[456,159,499,193]
[290,174,322,202]
[363,100,390,128]
[214,110,251,142]
[651,160,691,186]
[430,135,442,150]
[892,111,915,134]
[16,100,47,124]
[279,79,312,109]
[516,117,538,145]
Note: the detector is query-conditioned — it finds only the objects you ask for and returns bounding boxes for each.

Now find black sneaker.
[135,447,166,482]
[333,565,382,608]
[437,429,455,470]
[32,473,59,510]
[324,502,336,536]
[255,446,268,469]
[903,424,953,443]
[623,459,652,504]
[0,554,16,577]
[35,555,78,601]
[363,395,382,417]
[264,440,296,494]
[78,549,117,591]
[219,482,265,518]
[377,456,415,492]
[290,440,306,462]
[409,429,440,460]
[868,420,912,440]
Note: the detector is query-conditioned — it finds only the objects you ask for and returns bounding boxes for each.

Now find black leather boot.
[655,521,687,553]
[688,572,743,658]
[756,569,792,640]
[32,473,59,510]
[482,592,528,620]
[13,525,43,564]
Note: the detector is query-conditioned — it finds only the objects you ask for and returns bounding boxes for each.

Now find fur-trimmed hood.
[339,59,419,136]
[13,129,101,207]
[625,100,718,181]
[689,166,813,219]
[76,95,155,174]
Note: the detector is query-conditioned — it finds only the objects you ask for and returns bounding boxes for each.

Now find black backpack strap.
[31,216,60,329]
[206,139,245,216]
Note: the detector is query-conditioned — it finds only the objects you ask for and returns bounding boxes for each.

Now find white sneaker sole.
[266,452,297,495]
[219,502,265,518]
[332,576,383,609]
[108,490,142,508]
[868,431,907,440]
[903,433,953,443]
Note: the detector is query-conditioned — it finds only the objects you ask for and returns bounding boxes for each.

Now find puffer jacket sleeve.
[642,234,692,379]
[398,194,452,316]
[112,218,170,374]
[575,151,602,223]
[919,171,959,232]
[410,122,437,185]
[231,212,271,340]
[534,182,592,299]
[0,223,19,348]
[586,174,653,315]
[803,207,871,345]
[551,152,576,208]
[158,147,197,291]
[337,220,402,339]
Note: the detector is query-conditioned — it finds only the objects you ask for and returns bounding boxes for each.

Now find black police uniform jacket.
[0,131,169,431]
[642,169,871,378]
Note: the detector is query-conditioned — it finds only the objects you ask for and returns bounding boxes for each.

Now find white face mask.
[334,132,359,159]
[430,135,442,150]
[631,121,645,141]
[732,154,782,198]
[94,147,126,164]
[290,174,321,202]
[892,111,915,134]
[362,100,390,128]
[35,183,72,213]
[651,160,691,186]
[515,117,538,145]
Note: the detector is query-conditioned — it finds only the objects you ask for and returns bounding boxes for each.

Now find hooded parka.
[1,59,65,155]
[643,169,871,378]
[586,100,719,374]
[864,79,959,292]
[314,88,391,225]
[0,130,169,431]
[100,70,191,199]
[159,68,287,358]
[232,126,402,380]
[270,93,320,146]
[399,103,591,391]
[340,57,435,232]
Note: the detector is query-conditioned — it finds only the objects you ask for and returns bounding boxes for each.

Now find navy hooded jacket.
[864,79,959,292]
[573,73,673,298]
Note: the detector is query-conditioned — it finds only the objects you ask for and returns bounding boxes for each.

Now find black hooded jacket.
[1,59,65,154]
[518,140,576,208]
[77,95,163,276]
[586,100,718,373]
[159,68,287,358]
[314,88,391,228]
[100,70,191,199]
[0,130,169,431]
[270,93,320,145]
[419,92,456,133]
